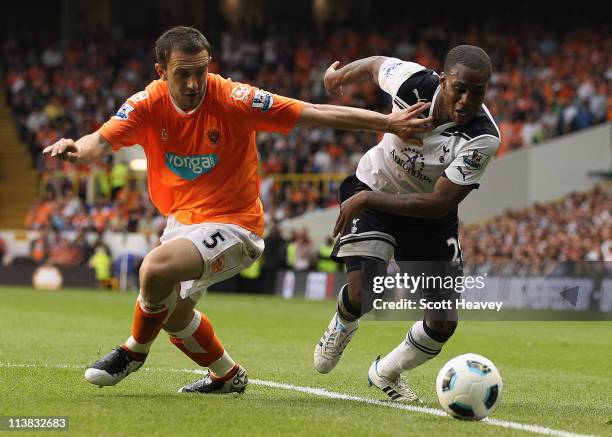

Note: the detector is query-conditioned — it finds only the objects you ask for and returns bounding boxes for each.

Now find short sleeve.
[225,82,304,134]
[444,136,500,186]
[378,58,427,97]
[99,90,150,151]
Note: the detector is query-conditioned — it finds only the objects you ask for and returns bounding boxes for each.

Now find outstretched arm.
[296,101,433,145]
[333,177,473,236]
[323,56,389,97]
[42,131,112,165]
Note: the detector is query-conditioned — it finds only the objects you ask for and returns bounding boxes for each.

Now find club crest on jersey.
[252,90,273,112]
[161,129,168,142]
[207,127,220,144]
[439,142,450,163]
[463,150,490,170]
[114,103,134,120]
[165,152,218,180]
[230,85,250,102]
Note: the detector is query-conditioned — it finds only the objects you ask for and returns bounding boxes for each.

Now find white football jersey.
[356,58,501,194]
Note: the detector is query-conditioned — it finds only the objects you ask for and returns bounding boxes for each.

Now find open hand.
[42,138,80,163]
[324,61,344,98]
[333,191,370,237]
[387,101,434,145]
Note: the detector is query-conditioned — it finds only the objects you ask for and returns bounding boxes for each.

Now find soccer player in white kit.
[314,45,501,402]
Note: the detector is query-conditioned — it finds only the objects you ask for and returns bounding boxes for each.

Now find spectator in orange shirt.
[30,229,50,265]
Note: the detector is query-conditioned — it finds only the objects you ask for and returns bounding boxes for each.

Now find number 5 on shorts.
[203,232,226,249]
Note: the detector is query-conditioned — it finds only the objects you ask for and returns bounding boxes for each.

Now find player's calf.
[123,292,178,360]
[166,310,244,392]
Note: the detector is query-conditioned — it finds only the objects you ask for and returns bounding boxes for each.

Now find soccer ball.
[436,353,503,420]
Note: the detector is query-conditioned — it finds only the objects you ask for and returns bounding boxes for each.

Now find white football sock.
[208,351,236,379]
[377,320,445,379]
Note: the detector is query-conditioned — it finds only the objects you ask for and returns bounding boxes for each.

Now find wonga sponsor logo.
[390,147,432,183]
[165,152,219,180]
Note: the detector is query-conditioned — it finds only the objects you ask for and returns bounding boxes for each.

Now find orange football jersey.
[99,75,304,236]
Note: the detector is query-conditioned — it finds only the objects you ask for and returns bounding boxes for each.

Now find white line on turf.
[0,362,595,437]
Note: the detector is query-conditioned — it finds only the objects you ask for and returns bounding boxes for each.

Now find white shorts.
[160,216,265,301]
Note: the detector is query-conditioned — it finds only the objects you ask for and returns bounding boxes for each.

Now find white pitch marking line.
[247,379,595,437]
[0,362,595,437]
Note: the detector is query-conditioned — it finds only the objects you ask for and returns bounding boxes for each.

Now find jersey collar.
[170,91,206,116]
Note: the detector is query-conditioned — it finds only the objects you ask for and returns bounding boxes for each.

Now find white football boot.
[314,313,359,374]
[367,356,422,403]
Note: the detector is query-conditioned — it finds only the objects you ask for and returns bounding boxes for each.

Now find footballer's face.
[156,49,211,111]
[439,64,489,124]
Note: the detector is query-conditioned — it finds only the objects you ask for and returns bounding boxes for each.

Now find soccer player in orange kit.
[43,26,433,394]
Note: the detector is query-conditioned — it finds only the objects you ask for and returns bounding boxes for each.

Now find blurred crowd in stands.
[4,27,611,224]
[461,185,612,275]
[1,184,609,286]
[1,25,610,279]
[24,171,166,235]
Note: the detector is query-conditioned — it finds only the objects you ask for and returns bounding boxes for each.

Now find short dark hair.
[155,26,211,67]
[444,45,492,77]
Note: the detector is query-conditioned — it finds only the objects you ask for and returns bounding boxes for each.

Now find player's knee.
[139,257,164,286]
[164,314,189,333]
[424,319,458,341]
[139,254,175,300]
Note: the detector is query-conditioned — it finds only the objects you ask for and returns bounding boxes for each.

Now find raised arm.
[42,131,112,165]
[323,56,389,97]
[296,101,433,144]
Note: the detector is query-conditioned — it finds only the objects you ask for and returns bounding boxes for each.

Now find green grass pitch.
[1,286,611,436]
